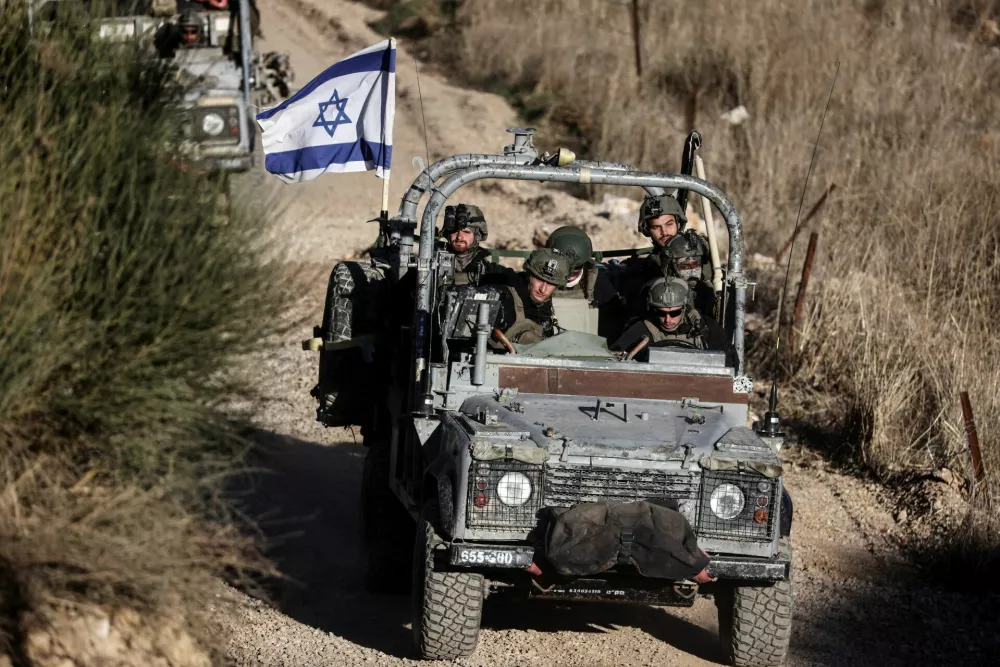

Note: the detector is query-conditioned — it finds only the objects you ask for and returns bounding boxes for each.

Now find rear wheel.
[716,538,794,667]
[411,506,484,660]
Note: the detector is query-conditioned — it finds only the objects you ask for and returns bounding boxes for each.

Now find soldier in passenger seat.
[611,277,732,363]
[545,226,626,339]
[489,248,571,350]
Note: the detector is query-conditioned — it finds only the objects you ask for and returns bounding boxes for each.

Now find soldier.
[619,194,687,313]
[545,226,626,338]
[491,248,571,349]
[611,277,730,362]
[661,233,717,318]
[440,204,510,285]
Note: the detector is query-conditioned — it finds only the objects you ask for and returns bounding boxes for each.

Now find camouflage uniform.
[491,248,571,347]
[612,277,729,361]
[546,225,626,339]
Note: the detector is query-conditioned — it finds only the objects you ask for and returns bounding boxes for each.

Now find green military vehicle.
[30,0,292,181]
[306,129,793,667]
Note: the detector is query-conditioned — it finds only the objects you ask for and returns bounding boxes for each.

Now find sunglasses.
[658,308,684,318]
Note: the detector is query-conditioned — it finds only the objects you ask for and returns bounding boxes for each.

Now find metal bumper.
[200,155,253,173]
[448,543,790,582]
[705,555,790,581]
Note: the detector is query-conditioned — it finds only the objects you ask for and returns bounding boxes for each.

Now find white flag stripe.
[256,39,395,184]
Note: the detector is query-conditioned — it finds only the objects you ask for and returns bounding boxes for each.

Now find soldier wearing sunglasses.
[611,277,729,362]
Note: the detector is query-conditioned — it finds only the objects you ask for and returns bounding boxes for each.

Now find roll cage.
[384,129,751,418]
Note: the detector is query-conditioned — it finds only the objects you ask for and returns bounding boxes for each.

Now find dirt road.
[223,2,1000,665]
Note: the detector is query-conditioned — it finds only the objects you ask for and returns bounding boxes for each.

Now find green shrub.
[0,3,280,655]
[0,4,281,483]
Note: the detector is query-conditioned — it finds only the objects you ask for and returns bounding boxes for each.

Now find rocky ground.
[220,1,1000,665]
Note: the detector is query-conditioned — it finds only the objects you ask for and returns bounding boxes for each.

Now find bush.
[0,3,281,659]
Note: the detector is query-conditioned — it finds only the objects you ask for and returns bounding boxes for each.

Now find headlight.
[709,483,745,520]
[201,113,225,137]
[496,472,532,506]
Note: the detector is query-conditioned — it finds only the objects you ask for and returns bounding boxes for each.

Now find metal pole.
[695,155,724,294]
[629,0,644,91]
[960,391,986,497]
[238,0,254,139]
[790,232,819,350]
[775,183,835,264]
[414,166,748,384]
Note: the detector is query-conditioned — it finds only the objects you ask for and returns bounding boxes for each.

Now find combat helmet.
[523,248,571,288]
[638,194,687,236]
[647,276,690,310]
[661,233,703,280]
[441,203,488,242]
[177,10,202,46]
[546,226,593,270]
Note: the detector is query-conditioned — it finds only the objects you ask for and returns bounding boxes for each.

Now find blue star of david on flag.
[257,39,396,183]
[313,89,351,138]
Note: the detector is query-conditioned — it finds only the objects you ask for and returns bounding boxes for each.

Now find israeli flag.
[256,39,396,184]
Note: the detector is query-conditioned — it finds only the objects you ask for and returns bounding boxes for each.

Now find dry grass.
[0,5,282,661]
[374,0,1000,579]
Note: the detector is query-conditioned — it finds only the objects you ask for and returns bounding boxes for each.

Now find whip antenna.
[762,62,840,437]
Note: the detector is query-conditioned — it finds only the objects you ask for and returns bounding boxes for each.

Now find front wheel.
[716,539,793,667]
[411,513,484,660]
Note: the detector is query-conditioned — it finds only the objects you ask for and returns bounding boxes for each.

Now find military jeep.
[30,0,291,179]
[307,129,793,667]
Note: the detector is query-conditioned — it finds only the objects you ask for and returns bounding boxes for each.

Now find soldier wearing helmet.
[661,233,716,318]
[638,194,688,251]
[440,204,510,285]
[611,277,729,361]
[490,248,571,349]
[621,194,709,317]
[545,225,626,338]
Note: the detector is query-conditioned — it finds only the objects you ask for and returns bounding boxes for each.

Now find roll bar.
[408,162,749,413]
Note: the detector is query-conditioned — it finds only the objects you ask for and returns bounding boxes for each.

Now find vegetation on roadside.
[370,0,1000,586]
[0,4,281,661]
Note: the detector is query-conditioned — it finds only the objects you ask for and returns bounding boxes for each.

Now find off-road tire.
[411,510,484,660]
[362,435,414,594]
[716,538,793,667]
[321,261,385,344]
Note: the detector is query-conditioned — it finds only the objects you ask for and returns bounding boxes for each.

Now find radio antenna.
[761,62,840,438]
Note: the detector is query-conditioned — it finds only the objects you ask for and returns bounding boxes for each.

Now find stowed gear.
[646,276,690,311]
[523,248,571,287]
[638,194,687,236]
[546,225,593,271]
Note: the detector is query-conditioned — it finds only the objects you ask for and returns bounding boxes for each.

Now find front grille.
[696,471,778,543]
[544,464,700,507]
[466,461,543,530]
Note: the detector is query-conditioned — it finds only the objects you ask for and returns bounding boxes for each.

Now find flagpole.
[379,37,396,220]
[380,169,390,219]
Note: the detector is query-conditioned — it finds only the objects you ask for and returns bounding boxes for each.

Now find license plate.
[450,545,533,568]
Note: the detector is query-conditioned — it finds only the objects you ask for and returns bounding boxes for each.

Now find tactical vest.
[492,285,551,347]
[641,310,707,349]
[452,247,490,286]
[551,263,600,334]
